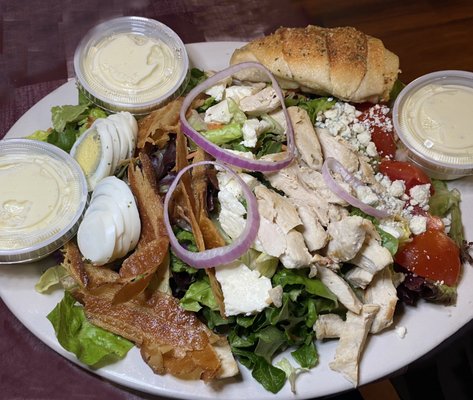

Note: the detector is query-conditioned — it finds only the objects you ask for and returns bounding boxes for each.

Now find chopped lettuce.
[275,358,309,394]
[231,348,287,394]
[202,123,242,145]
[240,249,279,278]
[256,132,283,157]
[45,127,78,152]
[170,229,198,275]
[261,114,285,136]
[35,265,69,293]
[272,269,338,302]
[389,79,406,105]
[179,276,219,312]
[429,179,464,246]
[228,98,247,124]
[197,96,217,113]
[51,104,90,133]
[170,265,337,394]
[27,101,107,152]
[27,130,50,141]
[285,94,336,124]
[184,68,207,94]
[47,292,133,367]
[291,342,318,368]
[187,110,208,132]
[396,271,457,306]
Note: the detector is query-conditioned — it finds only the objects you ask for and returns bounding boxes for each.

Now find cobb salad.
[24,57,471,396]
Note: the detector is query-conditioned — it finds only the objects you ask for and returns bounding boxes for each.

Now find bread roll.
[230,26,400,103]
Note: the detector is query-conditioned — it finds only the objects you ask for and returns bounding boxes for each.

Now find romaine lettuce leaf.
[202,123,242,145]
[47,292,133,367]
[429,179,464,246]
[51,104,89,133]
[228,98,247,124]
[184,68,207,94]
[272,269,338,302]
[231,348,286,394]
[275,358,309,394]
[285,94,336,124]
[179,276,219,312]
[26,130,50,142]
[35,265,68,293]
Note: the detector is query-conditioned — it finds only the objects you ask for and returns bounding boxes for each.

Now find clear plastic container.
[0,139,88,263]
[393,70,473,180]
[74,16,189,115]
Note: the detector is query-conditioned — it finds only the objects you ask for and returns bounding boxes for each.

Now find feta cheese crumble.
[215,261,272,316]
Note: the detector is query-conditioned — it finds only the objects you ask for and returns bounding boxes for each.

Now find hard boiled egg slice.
[108,112,138,159]
[78,176,141,265]
[87,195,127,259]
[97,119,121,174]
[92,176,141,253]
[70,120,114,191]
[91,185,131,259]
[77,210,117,265]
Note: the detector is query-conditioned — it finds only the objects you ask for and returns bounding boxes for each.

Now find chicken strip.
[329,304,379,386]
[350,237,393,275]
[364,267,398,334]
[325,216,366,262]
[316,265,363,314]
[288,106,323,171]
[314,313,345,339]
[316,127,359,172]
[239,87,281,115]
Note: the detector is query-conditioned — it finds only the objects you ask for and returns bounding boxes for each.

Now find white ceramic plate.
[1,41,473,400]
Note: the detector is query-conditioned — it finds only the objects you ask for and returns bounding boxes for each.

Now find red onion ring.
[163,160,260,268]
[322,157,390,219]
[180,62,295,172]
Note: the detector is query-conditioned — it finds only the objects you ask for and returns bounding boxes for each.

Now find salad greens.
[202,123,242,145]
[350,208,400,256]
[47,292,133,367]
[30,65,470,395]
[35,265,69,293]
[285,93,336,124]
[27,97,107,152]
[184,68,208,94]
[429,179,463,247]
[171,229,340,393]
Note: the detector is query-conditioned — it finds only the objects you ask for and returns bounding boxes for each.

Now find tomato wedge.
[379,159,433,193]
[358,104,396,158]
[395,229,461,286]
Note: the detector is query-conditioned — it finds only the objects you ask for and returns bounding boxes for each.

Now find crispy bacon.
[171,131,227,315]
[77,283,222,381]
[113,153,170,302]
[137,98,184,149]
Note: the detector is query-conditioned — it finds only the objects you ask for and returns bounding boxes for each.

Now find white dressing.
[403,83,473,152]
[82,32,183,105]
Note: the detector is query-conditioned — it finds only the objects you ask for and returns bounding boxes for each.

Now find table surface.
[1,1,473,399]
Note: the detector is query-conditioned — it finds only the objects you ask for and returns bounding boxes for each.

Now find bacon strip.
[113,152,169,302]
[78,283,222,381]
[137,98,183,149]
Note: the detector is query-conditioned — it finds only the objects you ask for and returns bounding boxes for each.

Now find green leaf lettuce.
[47,292,133,367]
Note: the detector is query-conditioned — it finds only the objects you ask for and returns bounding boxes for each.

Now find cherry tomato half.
[395,229,461,286]
[379,160,433,193]
[358,105,396,158]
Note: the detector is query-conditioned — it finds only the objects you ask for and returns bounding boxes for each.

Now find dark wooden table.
[1,1,473,399]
